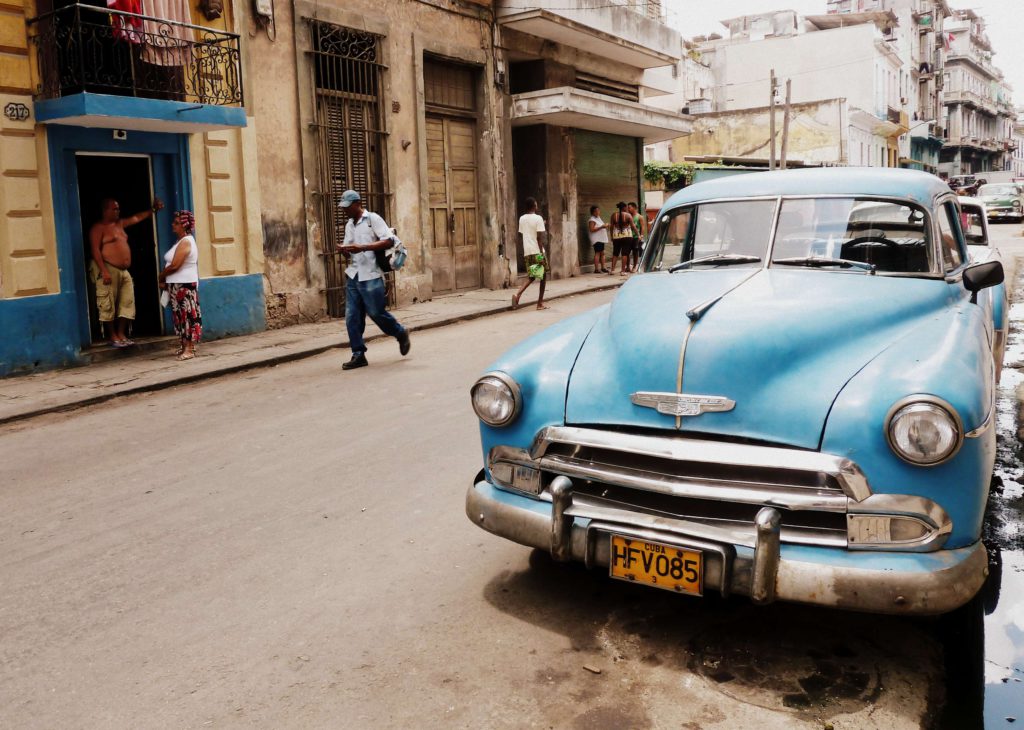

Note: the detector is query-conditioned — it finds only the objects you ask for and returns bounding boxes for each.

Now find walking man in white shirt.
[512,197,549,311]
[337,190,410,371]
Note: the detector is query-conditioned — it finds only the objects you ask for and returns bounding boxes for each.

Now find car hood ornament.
[631,392,736,418]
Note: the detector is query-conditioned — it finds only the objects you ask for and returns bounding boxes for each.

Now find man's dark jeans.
[345,275,405,356]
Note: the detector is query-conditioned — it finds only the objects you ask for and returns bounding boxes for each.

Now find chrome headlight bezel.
[884,396,963,467]
[470,372,522,427]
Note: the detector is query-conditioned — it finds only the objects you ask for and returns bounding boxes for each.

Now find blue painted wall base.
[198,274,266,340]
[0,293,84,376]
[0,274,265,377]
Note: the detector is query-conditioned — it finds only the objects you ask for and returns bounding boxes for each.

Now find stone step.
[81,336,178,366]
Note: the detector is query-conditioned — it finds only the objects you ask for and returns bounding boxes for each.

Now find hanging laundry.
[107,0,142,44]
[140,0,193,66]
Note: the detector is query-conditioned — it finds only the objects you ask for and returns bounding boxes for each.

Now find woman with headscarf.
[158,210,202,360]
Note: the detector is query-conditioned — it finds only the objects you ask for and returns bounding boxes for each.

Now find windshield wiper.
[773,256,876,274]
[669,254,762,272]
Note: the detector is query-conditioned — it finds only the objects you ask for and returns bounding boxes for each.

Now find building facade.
[1012,112,1024,178]
[658,10,909,170]
[498,0,689,275]
[0,0,264,376]
[939,9,1016,175]
[1,0,693,374]
[246,0,506,323]
[247,0,690,323]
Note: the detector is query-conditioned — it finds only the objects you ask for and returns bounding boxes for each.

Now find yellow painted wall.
[188,122,263,279]
[0,0,58,300]
[0,88,57,299]
[1,0,258,302]
[0,0,32,97]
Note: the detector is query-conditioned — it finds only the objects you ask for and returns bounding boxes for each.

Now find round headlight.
[471,373,521,427]
[886,401,962,466]
[1014,200,1022,209]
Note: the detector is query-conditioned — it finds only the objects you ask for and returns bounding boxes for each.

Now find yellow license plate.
[609,535,703,596]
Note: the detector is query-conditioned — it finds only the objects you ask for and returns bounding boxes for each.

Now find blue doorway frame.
[47,126,192,348]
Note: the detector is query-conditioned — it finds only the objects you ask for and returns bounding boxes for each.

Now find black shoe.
[342,353,368,370]
[398,330,411,357]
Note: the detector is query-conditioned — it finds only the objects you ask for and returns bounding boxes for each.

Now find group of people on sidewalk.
[588,201,646,276]
[509,197,647,311]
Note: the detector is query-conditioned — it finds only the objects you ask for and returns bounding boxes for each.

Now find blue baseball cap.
[339,190,361,208]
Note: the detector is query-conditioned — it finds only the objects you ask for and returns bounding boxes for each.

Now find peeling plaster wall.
[247,0,503,327]
[673,99,847,165]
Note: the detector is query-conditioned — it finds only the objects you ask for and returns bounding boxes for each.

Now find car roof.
[664,168,951,210]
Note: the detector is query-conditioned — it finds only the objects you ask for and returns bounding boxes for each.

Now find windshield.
[645,200,775,271]
[978,184,1019,197]
[644,196,935,275]
[771,198,931,273]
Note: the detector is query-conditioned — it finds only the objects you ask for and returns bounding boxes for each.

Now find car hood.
[980,195,1016,205]
[566,269,953,450]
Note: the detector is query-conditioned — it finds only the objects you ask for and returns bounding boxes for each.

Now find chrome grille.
[530,426,870,507]
[522,426,872,547]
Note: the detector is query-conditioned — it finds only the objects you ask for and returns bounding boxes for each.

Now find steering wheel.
[845,231,899,248]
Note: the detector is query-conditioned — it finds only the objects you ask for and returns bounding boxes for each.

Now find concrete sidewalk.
[0,275,622,426]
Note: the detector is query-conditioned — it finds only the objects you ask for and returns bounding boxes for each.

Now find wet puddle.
[940,297,1024,728]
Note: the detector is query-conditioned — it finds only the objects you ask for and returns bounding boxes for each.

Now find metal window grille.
[307,20,393,316]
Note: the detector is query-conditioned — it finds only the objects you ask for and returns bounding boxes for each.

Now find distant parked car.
[948,174,983,195]
[976,183,1024,223]
[468,169,1004,616]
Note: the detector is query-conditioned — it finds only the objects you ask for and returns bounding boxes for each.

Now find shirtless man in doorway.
[89,196,163,347]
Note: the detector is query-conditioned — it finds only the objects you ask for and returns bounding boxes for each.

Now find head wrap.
[175,210,196,234]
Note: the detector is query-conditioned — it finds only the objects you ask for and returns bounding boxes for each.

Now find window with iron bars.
[307,20,393,316]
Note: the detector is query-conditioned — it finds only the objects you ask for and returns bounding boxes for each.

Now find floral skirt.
[169,283,202,343]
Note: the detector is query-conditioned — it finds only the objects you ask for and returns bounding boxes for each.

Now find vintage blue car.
[467,168,1005,615]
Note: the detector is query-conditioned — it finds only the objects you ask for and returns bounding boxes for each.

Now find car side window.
[937,202,965,272]
[647,208,691,270]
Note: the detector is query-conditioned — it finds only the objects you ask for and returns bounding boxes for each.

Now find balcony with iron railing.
[26,3,245,132]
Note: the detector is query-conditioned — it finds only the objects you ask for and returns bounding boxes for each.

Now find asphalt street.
[2,230,1023,729]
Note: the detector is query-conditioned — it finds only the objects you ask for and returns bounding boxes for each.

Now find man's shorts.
[91,261,136,322]
[592,242,605,253]
[633,237,643,253]
[526,253,545,281]
[612,237,630,257]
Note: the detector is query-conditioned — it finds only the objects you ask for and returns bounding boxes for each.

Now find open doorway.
[76,154,163,343]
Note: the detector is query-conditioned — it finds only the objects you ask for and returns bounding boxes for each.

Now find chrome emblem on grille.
[631,392,736,417]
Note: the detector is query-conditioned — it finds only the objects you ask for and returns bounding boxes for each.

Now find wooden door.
[427,115,480,293]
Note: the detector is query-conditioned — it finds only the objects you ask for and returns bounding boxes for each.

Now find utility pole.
[780,78,792,170]
[769,69,778,170]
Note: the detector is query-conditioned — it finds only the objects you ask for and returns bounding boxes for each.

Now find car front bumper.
[467,478,988,615]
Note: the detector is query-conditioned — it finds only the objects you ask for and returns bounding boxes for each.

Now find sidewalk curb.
[0,282,621,427]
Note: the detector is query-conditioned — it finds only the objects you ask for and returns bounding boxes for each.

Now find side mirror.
[963,260,1004,304]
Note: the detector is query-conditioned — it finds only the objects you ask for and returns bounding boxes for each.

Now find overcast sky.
[666,1,1024,103]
